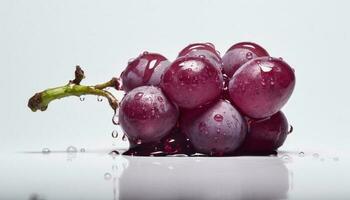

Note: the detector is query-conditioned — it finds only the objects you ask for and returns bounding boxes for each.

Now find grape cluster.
[119,42,295,156]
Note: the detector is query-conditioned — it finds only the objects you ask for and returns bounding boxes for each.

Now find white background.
[1,0,349,154]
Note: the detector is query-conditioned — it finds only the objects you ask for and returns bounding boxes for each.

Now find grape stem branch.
[28,66,121,112]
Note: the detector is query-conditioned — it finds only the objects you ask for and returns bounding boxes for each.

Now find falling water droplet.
[97,96,103,102]
[214,114,223,122]
[80,148,86,152]
[79,96,85,101]
[42,148,50,154]
[246,52,253,60]
[111,130,118,138]
[104,173,112,180]
[298,152,305,157]
[66,146,78,153]
[288,125,293,134]
[134,92,144,100]
[122,133,128,141]
[112,111,120,125]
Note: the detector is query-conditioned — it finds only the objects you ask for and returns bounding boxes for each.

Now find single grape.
[121,52,171,92]
[180,100,246,155]
[123,126,194,156]
[119,86,179,144]
[161,56,223,109]
[239,111,289,153]
[178,43,222,69]
[228,57,295,119]
[222,42,269,77]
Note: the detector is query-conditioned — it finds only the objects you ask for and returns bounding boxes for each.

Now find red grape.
[178,43,222,69]
[222,42,269,77]
[119,86,179,144]
[180,100,246,155]
[161,56,223,109]
[121,52,170,92]
[240,111,289,153]
[228,57,295,119]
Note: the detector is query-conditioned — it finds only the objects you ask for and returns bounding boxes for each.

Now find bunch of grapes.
[118,42,295,156]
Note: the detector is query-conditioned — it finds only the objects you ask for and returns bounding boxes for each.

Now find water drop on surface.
[134,92,144,100]
[122,133,128,141]
[104,173,112,180]
[80,148,86,152]
[288,125,293,134]
[111,130,118,138]
[214,114,223,122]
[246,52,253,60]
[79,96,85,101]
[42,148,50,154]
[66,146,77,153]
[298,152,305,157]
[97,96,103,102]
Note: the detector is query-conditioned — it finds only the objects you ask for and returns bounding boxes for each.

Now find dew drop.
[104,173,112,180]
[111,130,118,138]
[122,133,128,141]
[79,96,85,101]
[298,152,305,157]
[246,52,253,60]
[97,96,103,102]
[66,146,78,153]
[214,114,223,122]
[288,125,293,134]
[42,148,50,154]
[80,148,86,152]
[134,92,144,100]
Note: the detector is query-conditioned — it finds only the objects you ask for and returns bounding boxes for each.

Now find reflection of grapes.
[119,86,178,144]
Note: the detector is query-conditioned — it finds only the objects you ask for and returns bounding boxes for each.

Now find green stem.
[28,66,120,112]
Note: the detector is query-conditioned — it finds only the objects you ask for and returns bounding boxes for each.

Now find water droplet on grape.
[122,133,128,141]
[246,52,253,60]
[104,173,112,180]
[279,57,283,60]
[80,148,86,152]
[260,65,273,72]
[142,51,149,55]
[298,152,305,157]
[66,146,77,153]
[111,130,118,138]
[97,96,103,102]
[42,148,50,154]
[268,57,273,61]
[134,92,144,100]
[214,114,223,122]
[288,125,293,134]
[79,96,85,101]
[261,80,266,86]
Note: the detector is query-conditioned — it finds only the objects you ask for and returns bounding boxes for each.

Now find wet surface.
[0,150,349,200]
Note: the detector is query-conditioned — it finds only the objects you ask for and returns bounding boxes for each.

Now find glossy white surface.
[0,151,348,200]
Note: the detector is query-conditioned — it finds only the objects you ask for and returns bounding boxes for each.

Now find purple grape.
[119,86,179,144]
[178,43,222,69]
[121,52,171,92]
[180,100,246,155]
[161,56,223,109]
[239,111,289,153]
[222,42,269,77]
[228,57,295,119]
